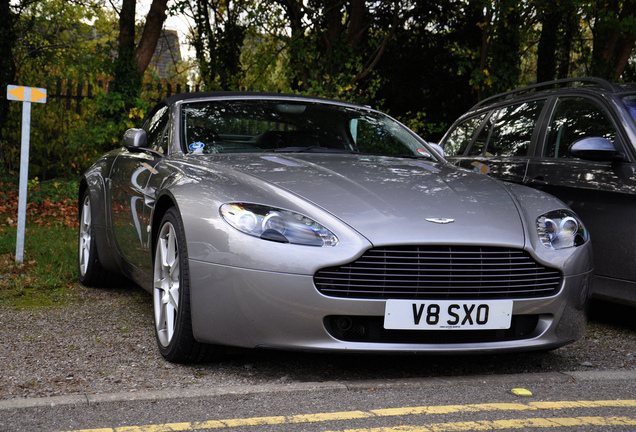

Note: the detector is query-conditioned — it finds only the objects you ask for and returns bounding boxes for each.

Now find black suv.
[439,77,636,306]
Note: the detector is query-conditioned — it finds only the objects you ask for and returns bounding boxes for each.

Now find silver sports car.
[78,92,593,363]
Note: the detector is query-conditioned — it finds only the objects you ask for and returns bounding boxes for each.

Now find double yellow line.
[64,399,636,432]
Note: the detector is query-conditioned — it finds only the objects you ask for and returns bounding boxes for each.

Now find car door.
[526,95,636,283]
[443,99,546,184]
[109,106,170,275]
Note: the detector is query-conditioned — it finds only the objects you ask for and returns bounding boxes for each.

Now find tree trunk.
[477,5,493,101]
[277,0,309,90]
[537,6,559,83]
[612,0,636,79]
[118,0,136,56]
[0,0,17,128]
[591,0,636,80]
[614,33,636,79]
[113,0,169,104]
[347,0,365,48]
[112,0,139,102]
[322,0,343,51]
[557,4,578,79]
[134,0,169,75]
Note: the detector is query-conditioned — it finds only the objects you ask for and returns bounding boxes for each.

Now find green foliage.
[399,112,448,142]
[1,0,115,178]
[25,177,79,204]
[111,45,143,106]
[284,38,380,105]
[238,1,289,91]
[292,60,383,105]
[191,0,252,91]
[488,0,523,94]
[0,0,181,179]
[0,76,146,179]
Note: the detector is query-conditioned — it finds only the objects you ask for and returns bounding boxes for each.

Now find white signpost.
[6,85,47,264]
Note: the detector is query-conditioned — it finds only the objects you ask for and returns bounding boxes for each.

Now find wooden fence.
[49,79,202,114]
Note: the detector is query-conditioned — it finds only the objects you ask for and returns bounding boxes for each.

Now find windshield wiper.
[392,153,437,161]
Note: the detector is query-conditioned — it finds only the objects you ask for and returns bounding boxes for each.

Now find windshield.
[180,99,437,160]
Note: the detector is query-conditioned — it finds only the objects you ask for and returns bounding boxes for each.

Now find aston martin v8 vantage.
[78,92,593,363]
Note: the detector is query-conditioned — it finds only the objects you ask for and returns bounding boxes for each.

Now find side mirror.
[123,128,148,149]
[569,137,623,162]
[428,142,445,158]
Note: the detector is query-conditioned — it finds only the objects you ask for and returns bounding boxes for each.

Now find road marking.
[61,400,636,432]
[326,417,636,431]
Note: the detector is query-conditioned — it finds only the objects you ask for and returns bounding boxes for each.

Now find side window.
[145,106,170,154]
[485,100,545,157]
[544,97,617,159]
[442,114,487,156]
[470,115,492,156]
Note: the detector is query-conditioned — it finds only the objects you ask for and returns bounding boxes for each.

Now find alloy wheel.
[78,195,92,277]
[154,221,181,347]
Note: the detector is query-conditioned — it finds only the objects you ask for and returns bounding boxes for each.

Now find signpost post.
[6,85,47,264]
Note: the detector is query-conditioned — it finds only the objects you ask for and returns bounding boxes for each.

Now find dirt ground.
[1,284,634,401]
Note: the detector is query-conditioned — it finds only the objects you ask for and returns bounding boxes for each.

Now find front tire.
[153,208,218,363]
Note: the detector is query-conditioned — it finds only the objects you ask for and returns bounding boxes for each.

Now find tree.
[270,0,403,100]
[588,0,636,80]
[0,0,17,132]
[190,0,249,90]
[112,0,169,106]
[488,0,523,93]
[186,0,401,100]
[535,0,580,82]
[0,0,122,178]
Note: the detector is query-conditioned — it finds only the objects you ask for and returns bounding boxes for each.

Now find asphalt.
[2,369,635,411]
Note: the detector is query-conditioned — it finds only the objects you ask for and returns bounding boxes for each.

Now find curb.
[1,370,635,411]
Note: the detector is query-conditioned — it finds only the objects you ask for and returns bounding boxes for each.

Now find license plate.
[384,300,513,330]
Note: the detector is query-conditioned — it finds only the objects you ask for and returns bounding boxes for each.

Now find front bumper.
[188,259,591,354]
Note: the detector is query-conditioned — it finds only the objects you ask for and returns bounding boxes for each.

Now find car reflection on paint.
[78,92,593,363]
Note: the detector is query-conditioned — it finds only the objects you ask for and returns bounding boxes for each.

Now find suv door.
[443,99,546,184]
[527,96,636,284]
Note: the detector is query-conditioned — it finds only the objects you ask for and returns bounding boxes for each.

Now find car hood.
[187,154,526,247]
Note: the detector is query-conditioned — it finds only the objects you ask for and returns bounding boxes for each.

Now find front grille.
[324,315,540,344]
[315,246,562,300]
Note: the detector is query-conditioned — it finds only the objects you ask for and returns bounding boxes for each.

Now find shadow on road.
[589,299,636,330]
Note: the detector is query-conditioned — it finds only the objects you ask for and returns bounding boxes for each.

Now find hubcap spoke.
[154,221,181,347]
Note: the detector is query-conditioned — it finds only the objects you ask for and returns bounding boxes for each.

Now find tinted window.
[470,116,492,156]
[443,114,487,156]
[145,106,170,154]
[485,100,544,157]
[623,95,636,121]
[544,97,617,159]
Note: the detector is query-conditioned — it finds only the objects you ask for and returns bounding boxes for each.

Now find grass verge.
[0,173,79,307]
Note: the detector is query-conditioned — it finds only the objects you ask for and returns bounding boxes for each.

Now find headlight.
[537,210,588,250]
[220,203,339,247]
